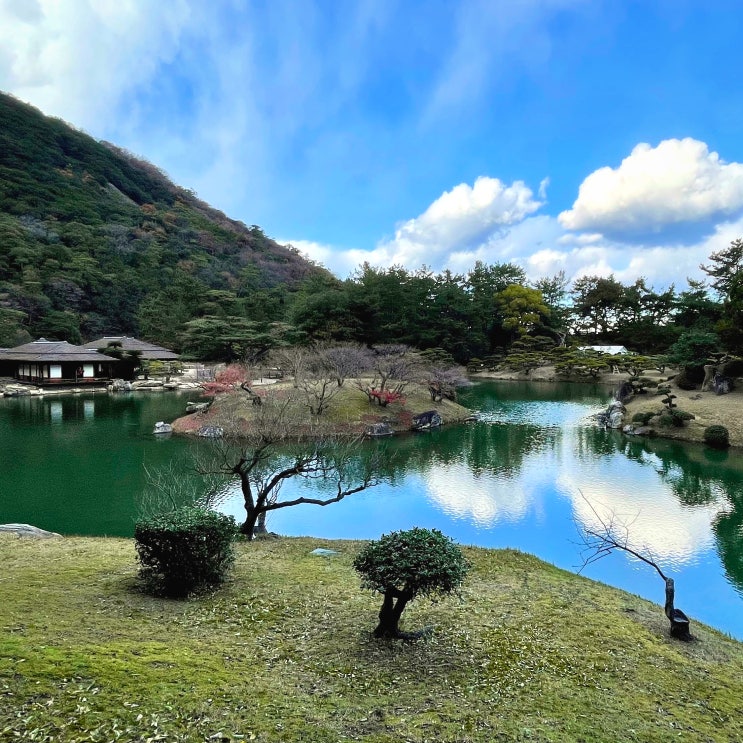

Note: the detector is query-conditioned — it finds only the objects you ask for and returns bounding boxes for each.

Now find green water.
[1,382,742,639]
[0,391,199,536]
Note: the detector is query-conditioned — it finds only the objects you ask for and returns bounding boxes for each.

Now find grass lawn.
[1,535,742,742]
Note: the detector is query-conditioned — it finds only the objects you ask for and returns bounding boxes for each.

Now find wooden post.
[664,578,692,641]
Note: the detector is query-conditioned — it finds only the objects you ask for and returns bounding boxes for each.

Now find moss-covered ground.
[1,535,742,742]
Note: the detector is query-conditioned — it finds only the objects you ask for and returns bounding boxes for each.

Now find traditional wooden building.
[0,339,118,385]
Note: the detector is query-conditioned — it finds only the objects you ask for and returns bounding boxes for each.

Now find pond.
[1,382,742,639]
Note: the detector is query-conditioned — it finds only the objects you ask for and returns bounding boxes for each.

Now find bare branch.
[575,490,667,581]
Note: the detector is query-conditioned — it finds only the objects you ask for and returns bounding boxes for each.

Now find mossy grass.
[1,535,742,742]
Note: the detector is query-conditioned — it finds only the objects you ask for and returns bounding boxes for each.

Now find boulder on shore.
[0,523,61,538]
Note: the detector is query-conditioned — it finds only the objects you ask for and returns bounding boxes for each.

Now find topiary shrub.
[674,368,702,390]
[670,410,695,427]
[135,506,238,598]
[632,411,656,425]
[353,527,469,640]
[704,425,730,449]
[657,413,675,428]
[720,358,743,378]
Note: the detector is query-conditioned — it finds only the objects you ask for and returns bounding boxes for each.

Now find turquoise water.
[1,382,742,639]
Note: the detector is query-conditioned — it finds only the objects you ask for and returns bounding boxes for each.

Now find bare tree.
[318,343,372,387]
[355,344,419,405]
[272,347,310,388]
[424,365,470,402]
[194,392,380,538]
[576,493,692,641]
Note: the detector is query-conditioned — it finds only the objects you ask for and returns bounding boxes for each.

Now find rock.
[366,421,394,437]
[701,364,717,392]
[597,399,627,429]
[311,548,339,556]
[0,523,61,538]
[153,421,173,434]
[197,425,223,438]
[616,380,634,403]
[713,373,733,395]
[411,410,443,431]
[132,380,164,389]
[3,385,30,397]
[633,426,656,437]
[608,408,625,428]
[109,379,132,392]
[622,424,634,434]
[186,401,210,414]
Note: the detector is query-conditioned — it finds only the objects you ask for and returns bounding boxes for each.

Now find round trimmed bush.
[631,411,655,425]
[135,506,238,598]
[704,425,730,450]
[354,527,469,639]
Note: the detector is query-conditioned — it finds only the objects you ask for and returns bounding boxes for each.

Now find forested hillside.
[0,93,325,350]
[2,92,741,367]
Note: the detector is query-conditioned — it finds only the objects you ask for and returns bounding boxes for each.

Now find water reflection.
[2,382,743,637]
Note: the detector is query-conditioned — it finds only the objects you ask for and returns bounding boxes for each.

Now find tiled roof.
[0,339,113,363]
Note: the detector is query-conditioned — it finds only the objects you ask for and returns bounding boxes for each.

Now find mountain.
[0,93,327,351]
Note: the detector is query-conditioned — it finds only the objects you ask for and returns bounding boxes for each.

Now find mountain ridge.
[0,92,327,351]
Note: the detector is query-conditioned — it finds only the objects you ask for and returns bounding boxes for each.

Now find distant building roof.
[0,339,111,363]
[578,345,629,355]
[82,336,179,360]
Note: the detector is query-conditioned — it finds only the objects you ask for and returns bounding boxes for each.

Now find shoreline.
[471,367,743,449]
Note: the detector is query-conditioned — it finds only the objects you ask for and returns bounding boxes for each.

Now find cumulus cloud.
[375,176,543,268]
[559,138,743,236]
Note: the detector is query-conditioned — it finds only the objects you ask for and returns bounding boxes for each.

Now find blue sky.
[2,0,743,289]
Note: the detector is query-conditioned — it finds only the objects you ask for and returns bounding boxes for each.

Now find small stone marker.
[311,548,339,557]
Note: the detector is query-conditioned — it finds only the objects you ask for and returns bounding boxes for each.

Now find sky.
[2,0,743,290]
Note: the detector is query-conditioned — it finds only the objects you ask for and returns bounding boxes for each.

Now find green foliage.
[661,390,677,409]
[134,507,238,598]
[657,409,695,428]
[703,425,730,449]
[657,413,675,427]
[666,330,721,370]
[353,527,469,601]
[495,284,550,337]
[0,93,323,346]
[631,411,656,425]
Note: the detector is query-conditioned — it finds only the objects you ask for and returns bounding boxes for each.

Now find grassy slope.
[1,536,742,742]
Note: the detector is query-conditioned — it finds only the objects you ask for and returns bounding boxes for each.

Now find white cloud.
[424,461,538,526]
[376,176,543,268]
[559,138,743,236]
[0,0,193,132]
[287,211,743,289]
[565,478,725,565]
